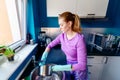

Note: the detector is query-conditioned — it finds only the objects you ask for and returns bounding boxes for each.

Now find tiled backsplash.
[41,28,61,39]
[39,27,120,56]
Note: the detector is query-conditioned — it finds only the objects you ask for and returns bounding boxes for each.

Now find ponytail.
[73,14,82,33]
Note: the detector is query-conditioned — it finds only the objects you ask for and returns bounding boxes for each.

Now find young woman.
[40,11,87,80]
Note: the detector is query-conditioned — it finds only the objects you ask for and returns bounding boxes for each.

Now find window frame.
[8,0,27,52]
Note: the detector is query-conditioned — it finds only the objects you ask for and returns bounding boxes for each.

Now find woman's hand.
[39,51,48,66]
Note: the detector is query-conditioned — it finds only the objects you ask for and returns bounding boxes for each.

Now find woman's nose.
[60,26,62,29]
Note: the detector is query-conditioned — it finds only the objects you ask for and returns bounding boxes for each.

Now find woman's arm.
[39,47,50,65]
[40,34,62,65]
[47,33,62,49]
[44,47,50,53]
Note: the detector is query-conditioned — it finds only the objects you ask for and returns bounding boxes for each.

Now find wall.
[37,0,120,28]
[28,0,120,42]
[26,0,35,40]
[107,0,120,28]
[38,0,120,35]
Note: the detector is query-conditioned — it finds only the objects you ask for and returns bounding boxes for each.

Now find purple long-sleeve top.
[47,33,87,71]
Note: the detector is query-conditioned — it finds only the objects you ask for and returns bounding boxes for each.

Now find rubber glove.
[39,51,48,66]
[52,64,72,71]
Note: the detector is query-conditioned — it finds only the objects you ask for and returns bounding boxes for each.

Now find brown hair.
[59,11,82,33]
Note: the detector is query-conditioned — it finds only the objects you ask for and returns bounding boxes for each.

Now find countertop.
[0,44,37,80]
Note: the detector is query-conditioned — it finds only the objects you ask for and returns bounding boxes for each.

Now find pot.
[40,65,52,76]
[30,65,63,80]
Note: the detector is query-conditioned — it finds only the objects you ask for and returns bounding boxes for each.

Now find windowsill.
[0,44,38,80]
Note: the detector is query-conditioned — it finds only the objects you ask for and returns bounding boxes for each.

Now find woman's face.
[58,18,72,33]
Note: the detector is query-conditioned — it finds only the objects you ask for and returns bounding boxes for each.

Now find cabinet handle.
[87,65,93,67]
[87,14,95,16]
[103,56,108,64]
[88,72,91,74]
[87,56,94,59]
[87,14,95,18]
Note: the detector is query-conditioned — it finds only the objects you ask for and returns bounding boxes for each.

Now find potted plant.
[0,46,15,61]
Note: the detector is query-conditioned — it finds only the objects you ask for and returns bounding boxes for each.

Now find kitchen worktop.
[0,44,37,80]
[49,44,120,56]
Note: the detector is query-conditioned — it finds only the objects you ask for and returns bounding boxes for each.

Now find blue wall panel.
[37,0,120,28]
[27,0,120,41]
[27,0,35,40]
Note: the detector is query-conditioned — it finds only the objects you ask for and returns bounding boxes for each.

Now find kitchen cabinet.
[47,0,109,18]
[47,0,76,17]
[102,56,120,80]
[87,56,106,80]
[77,0,109,18]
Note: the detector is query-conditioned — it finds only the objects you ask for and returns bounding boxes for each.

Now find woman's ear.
[68,21,72,27]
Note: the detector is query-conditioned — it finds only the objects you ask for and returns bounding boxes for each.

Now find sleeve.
[47,34,62,49]
[72,35,87,71]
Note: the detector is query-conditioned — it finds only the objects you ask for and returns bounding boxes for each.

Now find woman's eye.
[60,24,63,26]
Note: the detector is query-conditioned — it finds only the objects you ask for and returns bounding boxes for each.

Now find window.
[94,34,103,47]
[0,0,27,52]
